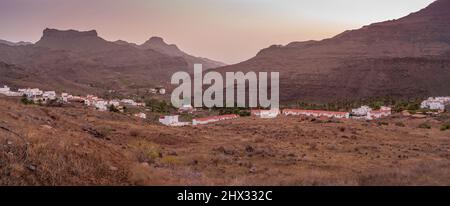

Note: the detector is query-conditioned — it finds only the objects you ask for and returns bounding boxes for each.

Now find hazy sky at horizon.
[0,0,435,64]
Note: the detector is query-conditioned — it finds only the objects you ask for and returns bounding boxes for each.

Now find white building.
[434,97,450,102]
[121,99,138,106]
[178,104,196,113]
[192,114,239,125]
[421,97,448,111]
[352,105,372,116]
[94,100,108,111]
[283,109,350,119]
[0,85,10,94]
[366,106,392,120]
[149,88,158,94]
[159,115,180,126]
[85,95,100,106]
[0,85,22,97]
[251,109,280,118]
[134,112,147,119]
[67,95,85,103]
[108,100,120,107]
[42,91,56,101]
[61,93,69,102]
[5,91,21,97]
[19,88,43,98]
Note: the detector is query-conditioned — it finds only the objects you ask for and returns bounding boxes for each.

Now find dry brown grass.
[1,97,450,185]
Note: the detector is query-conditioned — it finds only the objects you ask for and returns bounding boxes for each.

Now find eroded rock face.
[35,28,119,52]
[42,28,98,38]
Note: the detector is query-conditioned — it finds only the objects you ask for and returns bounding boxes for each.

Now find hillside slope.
[1,96,450,185]
[0,29,191,95]
[217,0,450,103]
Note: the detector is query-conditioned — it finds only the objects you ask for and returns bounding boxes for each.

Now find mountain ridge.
[216,0,450,103]
[0,39,33,46]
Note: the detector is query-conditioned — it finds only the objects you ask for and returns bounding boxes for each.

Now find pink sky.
[0,0,435,64]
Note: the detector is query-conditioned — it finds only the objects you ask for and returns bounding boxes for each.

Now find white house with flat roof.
[421,97,448,111]
[159,115,180,126]
[352,105,372,117]
[19,88,43,98]
[42,91,56,101]
[0,85,21,97]
[94,100,108,111]
[251,109,280,119]
[134,112,147,119]
[120,99,138,106]
[0,85,10,93]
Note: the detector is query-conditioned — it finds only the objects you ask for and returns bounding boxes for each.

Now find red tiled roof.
[369,110,390,114]
[283,109,349,115]
[251,110,262,114]
[193,114,239,122]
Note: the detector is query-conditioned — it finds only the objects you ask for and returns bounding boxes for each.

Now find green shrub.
[131,140,162,163]
[21,97,34,105]
[238,110,251,117]
[109,105,120,112]
[46,99,63,107]
[218,107,250,117]
[407,103,420,111]
[145,99,173,114]
[377,122,389,126]
[369,101,384,110]
[441,122,450,131]
[418,123,431,129]
[161,156,181,166]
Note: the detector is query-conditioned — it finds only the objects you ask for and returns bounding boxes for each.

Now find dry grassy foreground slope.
[1,96,450,185]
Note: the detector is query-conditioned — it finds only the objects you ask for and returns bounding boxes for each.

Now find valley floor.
[1,97,450,185]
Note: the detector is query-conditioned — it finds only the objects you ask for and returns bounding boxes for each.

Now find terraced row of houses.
[282,109,351,119]
[159,105,393,127]
[251,106,392,120]
[2,83,448,127]
[159,114,240,127]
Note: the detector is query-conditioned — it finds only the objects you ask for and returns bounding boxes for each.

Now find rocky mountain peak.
[42,28,98,38]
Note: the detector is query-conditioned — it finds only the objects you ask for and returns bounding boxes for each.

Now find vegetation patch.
[217,107,250,117]
[20,97,34,105]
[145,99,174,114]
[377,122,389,126]
[418,123,431,129]
[130,140,162,163]
[441,122,450,131]
[161,156,181,167]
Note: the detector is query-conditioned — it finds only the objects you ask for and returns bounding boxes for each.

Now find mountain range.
[115,36,225,69]
[216,0,450,103]
[0,29,225,96]
[0,39,32,46]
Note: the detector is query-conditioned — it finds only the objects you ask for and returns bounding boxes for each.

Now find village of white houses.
[3,83,450,127]
[1,78,450,185]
